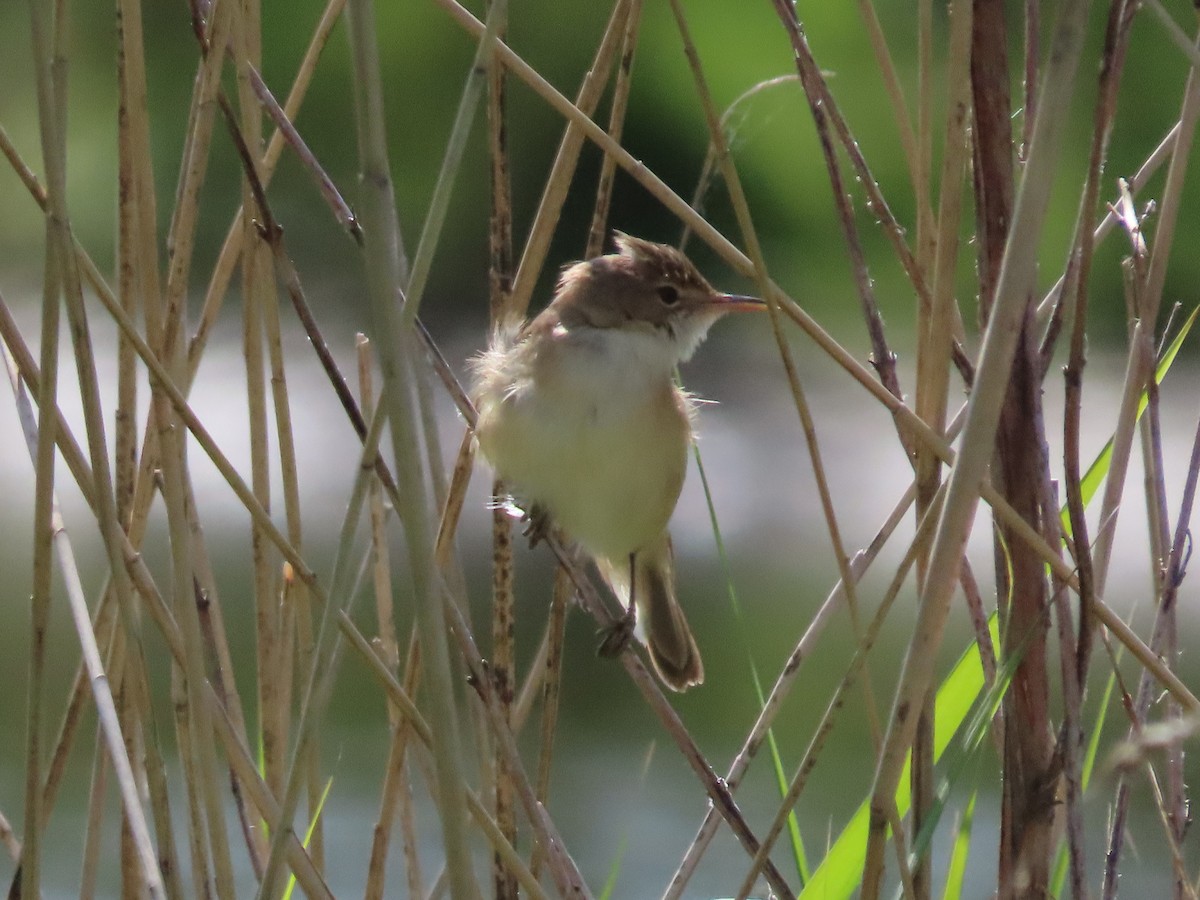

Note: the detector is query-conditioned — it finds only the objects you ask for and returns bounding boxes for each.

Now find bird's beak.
[712,293,766,313]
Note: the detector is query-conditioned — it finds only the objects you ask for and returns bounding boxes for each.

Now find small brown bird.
[470,233,762,691]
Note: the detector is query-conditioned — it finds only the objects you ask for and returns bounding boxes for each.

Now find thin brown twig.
[861,0,1097,891]
[769,0,907,426]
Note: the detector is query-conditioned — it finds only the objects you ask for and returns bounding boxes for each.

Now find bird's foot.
[520,503,553,548]
[596,608,636,659]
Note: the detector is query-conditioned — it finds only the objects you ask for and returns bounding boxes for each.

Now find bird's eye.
[656,284,680,305]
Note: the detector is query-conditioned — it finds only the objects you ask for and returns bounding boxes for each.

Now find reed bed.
[2,0,1200,896]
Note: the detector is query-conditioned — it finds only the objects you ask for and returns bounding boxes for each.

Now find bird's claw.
[521,503,553,548]
[596,609,636,659]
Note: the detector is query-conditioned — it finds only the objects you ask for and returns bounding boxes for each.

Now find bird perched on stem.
[470,232,762,691]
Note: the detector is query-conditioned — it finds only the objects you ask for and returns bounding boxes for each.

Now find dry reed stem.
[113,0,175,885]
[364,635,422,899]
[229,8,287,835]
[587,0,643,258]
[397,650,425,900]
[490,482,518,900]
[675,2,906,894]
[189,0,348,371]
[666,400,969,895]
[2,288,333,891]
[39,582,118,833]
[144,18,237,893]
[249,77,323,860]
[358,337,401,683]
[910,2,974,889]
[341,606,581,898]
[1061,0,1137,703]
[337,0,503,893]
[484,5,517,890]
[916,0,934,274]
[196,532,268,878]
[853,0,924,213]
[156,322,238,898]
[733,484,949,899]
[22,3,66,892]
[769,0,906,416]
[3,327,165,896]
[164,0,228,332]
[861,0,1095,892]
[529,566,571,882]
[505,0,631,323]
[246,65,359,238]
[23,0,170,893]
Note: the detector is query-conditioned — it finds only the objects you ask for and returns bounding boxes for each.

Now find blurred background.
[1,0,1198,895]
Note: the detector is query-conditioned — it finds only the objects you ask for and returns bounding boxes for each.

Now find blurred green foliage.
[4,2,1196,353]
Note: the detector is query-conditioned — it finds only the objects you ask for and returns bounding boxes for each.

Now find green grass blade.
[1062,303,1198,535]
[800,618,999,897]
[282,775,335,900]
[941,792,977,900]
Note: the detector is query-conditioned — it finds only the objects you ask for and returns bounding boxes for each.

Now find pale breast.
[473,327,691,560]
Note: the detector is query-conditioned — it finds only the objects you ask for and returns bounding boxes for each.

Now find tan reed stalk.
[910,4,973,893]
[4,330,166,898]
[340,603,569,899]
[189,0,349,370]
[673,3,904,891]
[733,484,949,898]
[587,0,643,258]
[359,337,401,683]
[483,1,518,890]
[21,6,64,892]
[853,0,923,215]
[365,637,423,900]
[144,29,236,900]
[357,333,411,898]
[227,0,290,825]
[259,189,321,877]
[529,566,571,883]
[23,0,172,893]
[505,0,632,321]
[3,284,335,891]
[189,487,268,877]
[861,0,1096,891]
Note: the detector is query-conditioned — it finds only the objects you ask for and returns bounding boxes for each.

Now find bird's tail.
[598,534,704,692]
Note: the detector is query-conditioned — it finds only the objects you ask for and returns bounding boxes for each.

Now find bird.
[469,232,762,691]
